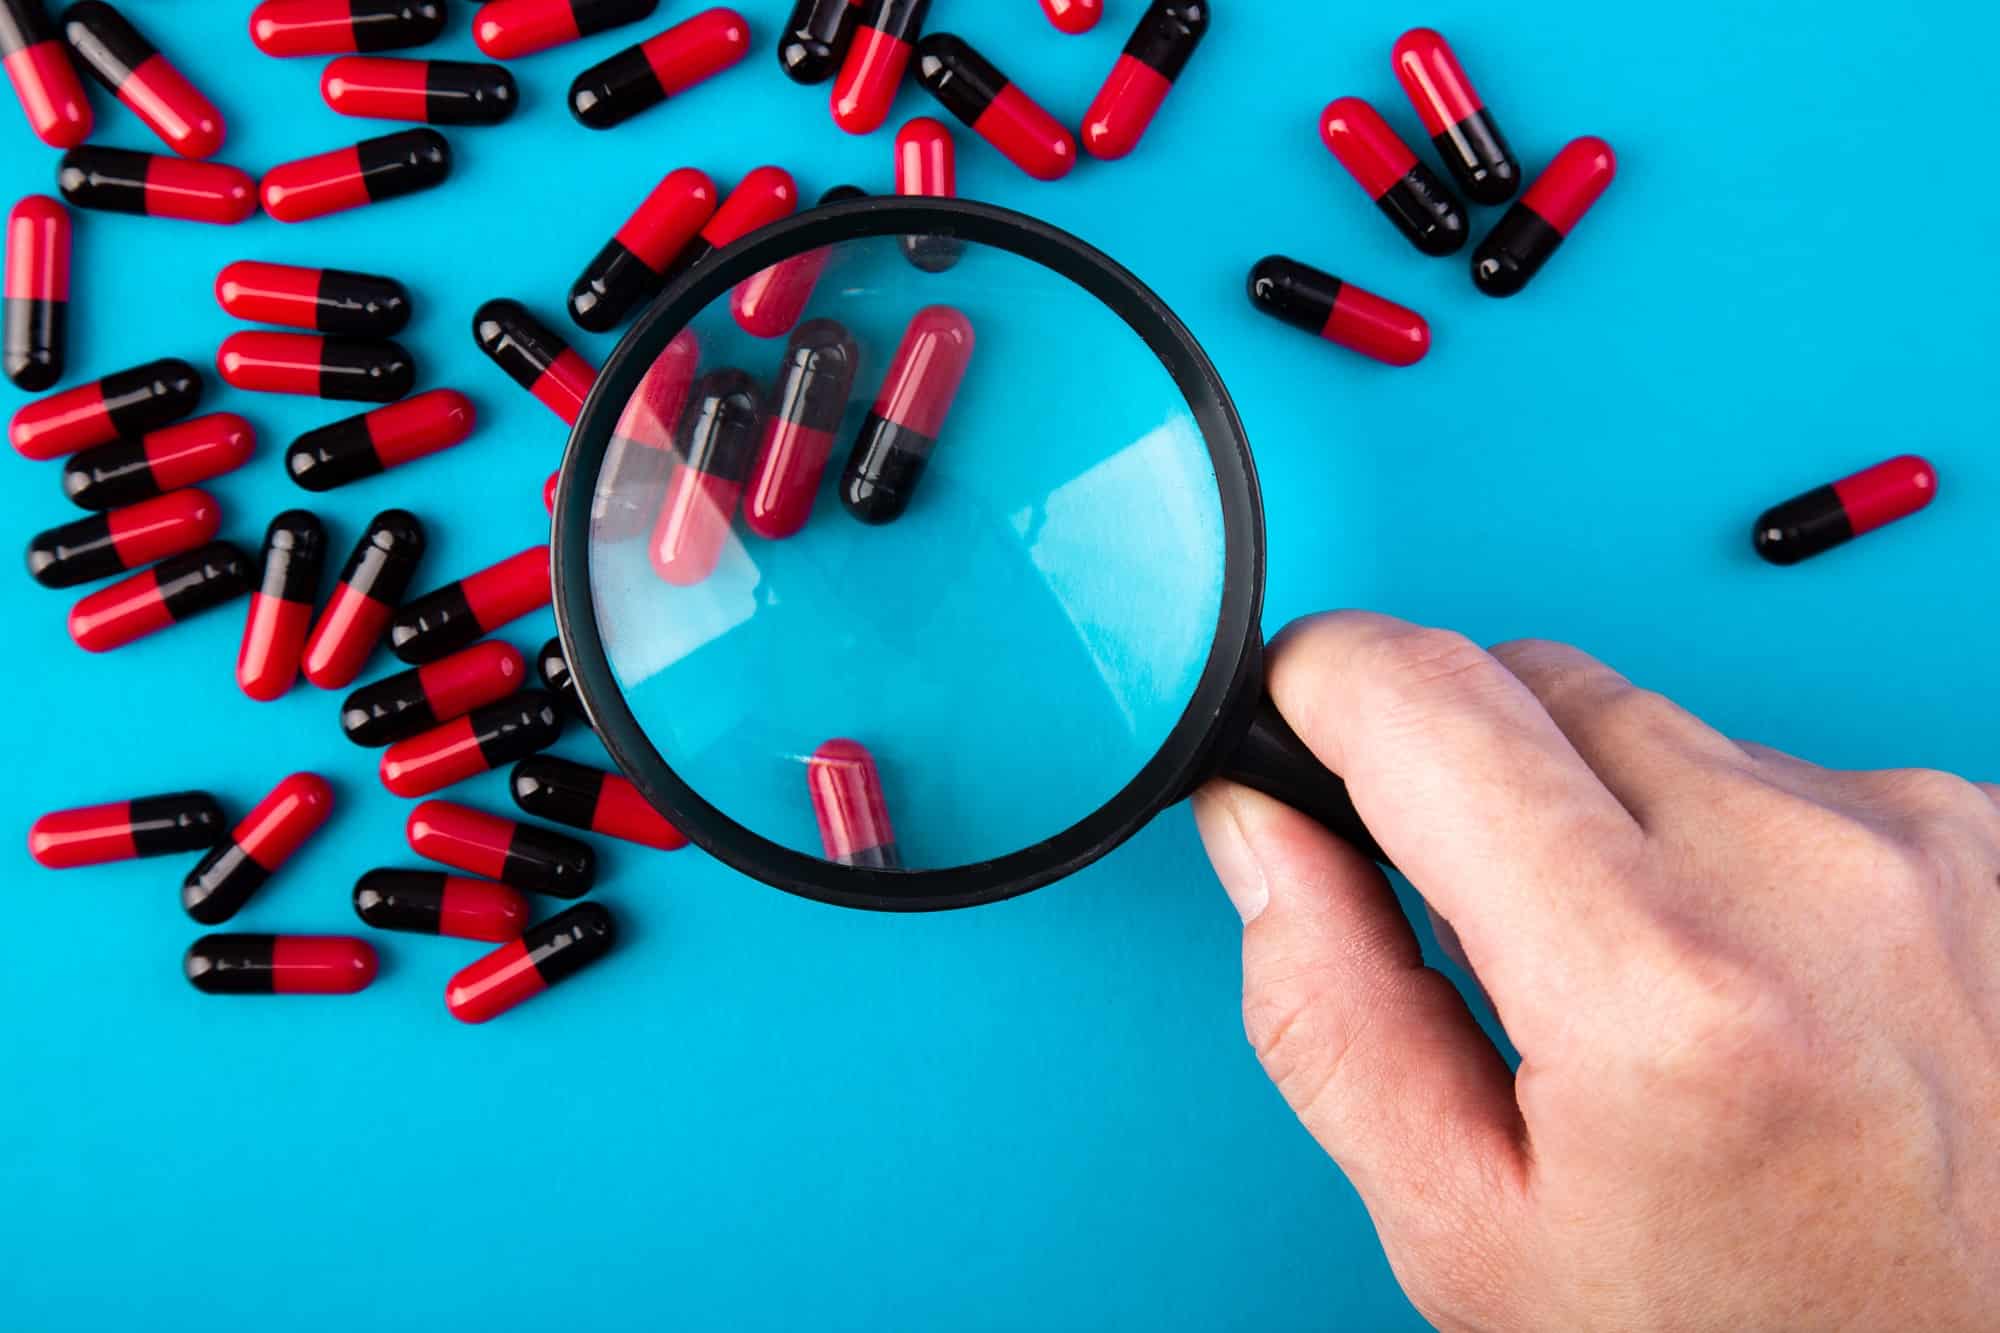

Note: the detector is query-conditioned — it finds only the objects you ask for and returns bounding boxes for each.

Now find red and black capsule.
[249,0,445,57]
[354,868,528,942]
[237,509,324,702]
[57,147,256,224]
[381,691,562,798]
[29,789,222,868]
[569,6,750,130]
[260,128,449,223]
[1752,456,1938,566]
[830,0,926,135]
[5,194,67,391]
[913,33,1074,181]
[62,412,252,510]
[1247,256,1430,368]
[1081,1,1207,161]
[322,56,518,125]
[567,165,715,334]
[672,165,798,282]
[286,388,473,491]
[1039,0,1099,33]
[893,119,960,271]
[779,0,859,84]
[1,0,91,147]
[1472,136,1616,298]
[182,771,334,923]
[1392,28,1518,207]
[218,330,414,403]
[594,328,700,539]
[650,368,761,586]
[11,355,200,460]
[302,508,425,689]
[511,755,687,850]
[1319,97,1466,258]
[389,544,550,664]
[342,639,525,745]
[63,1,224,158]
[745,317,858,539]
[27,487,219,588]
[534,636,586,721]
[68,540,248,651]
[445,900,614,1023]
[807,738,898,868]
[216,260,409,336]
[730,181,853,339]
[407,798,596,898]
[473,298,597,425]
[474,0,656,59]
[186,934,376,995]
[840,304,973,525]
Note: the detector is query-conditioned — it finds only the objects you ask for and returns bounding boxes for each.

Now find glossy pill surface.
[893,119,959,272]
[388,544,549,664]
[672,165,797,280]
[830,0,927,135]
[593,329,700,538]
[381,691,562,797]
[1081,1,1206,160]
[840,304,973,524]
[650,369,761,586]
[407,798,596,897]
[1247,256,1430,367]
[5,193,66,390]
[445,900,614,1023]
[778,0,858,83]
[474,0,656,59]
[62,412,251,509]
[913,33,1074,181]
[569,6,749,130]
[63,1,225,157]
[535,636,584,720]
[568,165,715,333]
[182,771,333,923]
[218,330,414,402]
[1472,136,1616,298]
[28,487,220,588]
[302,508,425,688]
[237,509,324,701]
[58,147,255,224]
[216,260,410,336]
[1392,27,1518,206]
[1752,455,1937,566]
[354,868,528,941]
[745,317,858,539]
[11,355,201,459]
[29,790,222,867]
[287,388,472,491]
[343,638,524,745]
[186,934,376,994]
[260,128,449,223]
[250,0,445,57]
[473,297,596,424]
[1039,0,1099,33]
[807,738,898,867]
[1320,97,1466,258]
[323,56,517,125]
[1,0,93,147]
[67,540,249,651]
[511,755,687,850]
[730,183,858,340]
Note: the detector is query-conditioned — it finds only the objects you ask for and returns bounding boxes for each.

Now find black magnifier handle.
[1215,693,1390,866]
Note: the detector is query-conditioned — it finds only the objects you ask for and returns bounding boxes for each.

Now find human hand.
[1194,611,2000,1331]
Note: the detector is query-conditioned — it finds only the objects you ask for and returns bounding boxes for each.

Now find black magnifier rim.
[553,197,1266,912]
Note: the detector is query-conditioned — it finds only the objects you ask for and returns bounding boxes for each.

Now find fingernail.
[1193,787,1270,924]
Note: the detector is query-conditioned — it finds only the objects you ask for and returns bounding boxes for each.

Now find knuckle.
[1589,685,1697,750]
[1635,942,1813,1100]
[1362,627,1500,696]
[1870,767,2000,825]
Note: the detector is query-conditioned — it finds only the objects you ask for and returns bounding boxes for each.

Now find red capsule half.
[676,165,797,276]
[216,260,410,336]
[1081,1,1207,160]
[892,118,960,272]
[745,318,857,539]
[186,934,376,994]
[381,691,562,798]
[913,33,1073,180]
[68,541,250,651]
[29,789,223,867]
[1752,455,1938,566]
[1246,256,1430,368]
[302,508,425,689]
[1039,0,1099,33]
[839,304,973,524]
[1,0,92,147]
[807,738,899,867]
[249,0,446,56]
[11,355,202,460]
[63,1,224,157]
[260,129,450,223]
[218,330,414,403]
[57,147,256,224]
[444,901,614,1023]
[182,772,334,923]
[5,194,67,391]
[322,56,518,125]
[353,868,528,941]
[287,388,473,491]
[473,0,658,59]
[1471,136,1616,298]
[341,639,525,745]
[511,755,687,850]
[1391,28,1518,207]
[388,544,551,664]
[237,509,325,701]
[568,6,751,130]
[568,165,716,333]
[830,0,927,135]
[730,182,858,338]
[62,412,253,509]
[27,487,221,589]
[406,799,597,898]
[1320,96,1467,259]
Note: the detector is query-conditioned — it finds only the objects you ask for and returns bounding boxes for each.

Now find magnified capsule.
[807,738,899,868]
[1320,97,1465,258]
[745,317,857,539]
[218,331,414,403]
[594,329,699,539]
[354,868,528,942]
[302,508,425,689]
[445,901,614,1024]
[1752,455,1937,566]
[1081,1,1206,160]
[534,636,585,721]
[287,388,473,491]
[5,195,67,391]
[1392,27,1518,206]
[473,297,597,425]
[894,119,960,272]
[237,509,324,702]
[569,6,750,130]
[182,771,333,923]
[567,166,716,334]
[249,0,445,56]
[1,0,91,147]
[342,639,524,745]
[29,789,222,868]
[511,755,687,850]
[778,0,859,84]
[381,691,562,798]
[28,487,219,589]
[62,412,252,510]
[63,1,224,157]
[1247,256,1430,368]
[187,934,376,994]
[840,304,972,525]
[914,33,1074,181]
[216,260,409,336]
[474,0,656,59]
[831,0,927,135]
[729,181,851,340]
[261,128,449,223]
[1472,136,1615,298]
[322,55,517,125]
[389,544,550,664]
[58,147,256,224]
[650,368,761,586]
[68,540,248,651]
[672,165,797,280]
[407,798,596,898]
[11,355,200,460]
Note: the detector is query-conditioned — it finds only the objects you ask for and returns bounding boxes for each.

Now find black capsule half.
[779,0,859,83]
[536,636,584,720]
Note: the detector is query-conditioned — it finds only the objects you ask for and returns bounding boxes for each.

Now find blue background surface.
[2,2,1993,1330]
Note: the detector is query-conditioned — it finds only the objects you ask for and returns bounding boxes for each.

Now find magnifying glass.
[551,197,1385,912]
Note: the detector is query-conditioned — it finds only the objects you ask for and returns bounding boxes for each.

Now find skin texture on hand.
[1194,611,2000,1332]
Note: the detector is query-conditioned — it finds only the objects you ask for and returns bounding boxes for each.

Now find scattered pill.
[650,368,761,586]
[185,933,376,994]
[730,180,851,339]
[27,487,219,589]
[28,789,222,868]
[1319,97,1466,258]
[569,5,750,130]
[389,544,550,664]
[840,304,971,525]
[830,0,927,135]
[237,509,325,702]
[182,771,333,923]
[1472,136,1615,298]
[567,165,716,334]
[381,691,562,798]
[511,755,687,850]
[745,317,857,539]
[341,639,525,745]
[322,55,518,125]
[474,0,657,60]
[260,128,450,223]
[68,540,248,651]
[1039,0,1099,33]
[594,328,699,539]
[353,868,528,942]
[11,355,200,460]
[807,738,898,867]
[63,1,224,158]
[302,508,425,689]
[286,388,473,492]
[61,412,252,510]
[1081,1,1206,160]
[672,164,798,278]
[1392,27,1518,206]
[914,33,1074,181]
[0,0,92,147]
[473,297,597,425]
[57,146,256,224]
[444,900,614,1023]
[893,119,959,272]
[1752,455,1937,566]
[4,194,67,391]
[407,798,596,897]
[534,636,586,720]
[249,0,445,57]
[215,260,410,336]
[218,330,414,403]
[778,0,859,84]
[1247,256,1430,368]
